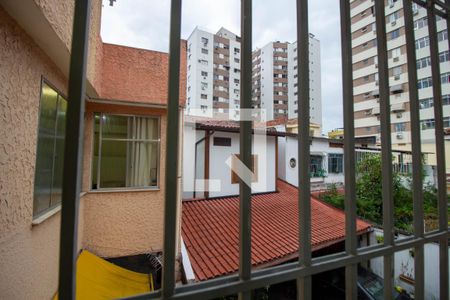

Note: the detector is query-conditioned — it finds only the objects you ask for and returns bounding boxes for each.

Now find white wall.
[278,136,286,181]
[208,132,277,197]
[260,43,275,120]
[182,123,205,199]
[186,28,214,117]
[370,229,450,300]
[284,136,344,187]
[287,37,322,126]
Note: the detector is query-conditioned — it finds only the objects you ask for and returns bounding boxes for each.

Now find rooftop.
[182,180,371,281]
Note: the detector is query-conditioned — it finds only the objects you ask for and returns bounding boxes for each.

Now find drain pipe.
[193,130,214,198]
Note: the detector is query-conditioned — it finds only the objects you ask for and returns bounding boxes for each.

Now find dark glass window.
[33,82,67,217]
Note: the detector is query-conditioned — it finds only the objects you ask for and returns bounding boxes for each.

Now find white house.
[183,118,278,199]
[278,135,345,189]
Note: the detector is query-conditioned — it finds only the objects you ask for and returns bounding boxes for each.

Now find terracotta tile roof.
[182,180,371,281]
[185,117,285,136]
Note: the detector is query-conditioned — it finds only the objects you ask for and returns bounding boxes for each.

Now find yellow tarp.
[55,250,153,300]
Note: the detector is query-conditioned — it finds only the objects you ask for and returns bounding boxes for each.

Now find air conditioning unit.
[375,80,379,86]
[397,112,402,118]
[375,63,378,68]
[393,57,400,62]
[389,2,395,8]
[397,133,404,139]
[394,74,400,80]
[391,20,396,26]
[413,9,419,15]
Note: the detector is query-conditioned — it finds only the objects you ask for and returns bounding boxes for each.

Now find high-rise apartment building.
[186,27,322,124]
[186,27,241,120]
[251,35,322,124]
[350,0,449,158]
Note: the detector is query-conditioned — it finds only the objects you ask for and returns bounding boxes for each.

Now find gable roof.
[182,180,372,281]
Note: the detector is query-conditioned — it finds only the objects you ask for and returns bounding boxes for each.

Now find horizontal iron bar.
[122,230,449,300]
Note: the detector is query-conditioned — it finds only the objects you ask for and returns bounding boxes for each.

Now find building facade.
[350,0,450,160]
[185,27,241,120]
[251,35,322,123]
[0,1,186,298]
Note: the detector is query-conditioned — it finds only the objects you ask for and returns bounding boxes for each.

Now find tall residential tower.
[350,0,449,162]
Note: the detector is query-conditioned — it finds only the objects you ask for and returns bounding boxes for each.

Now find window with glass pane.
[92,113,160,189]
[33,82,67,217]
[328,154,343,174]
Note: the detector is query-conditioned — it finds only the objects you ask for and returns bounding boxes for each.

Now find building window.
[213,137,232,147]
[310,155,323,177]
[438,30,448,42]
[395,122,406,132]
[415,36,429,49]
[417,77,433,89]
[92,114,160,190]
[444,117,450,128]
[443,94,450,105]
[33,82,67,217]
[421,119,435,130]
[201,48,208,54]
[420,97,433,109]
[389,11,400,23]
[201,37,208,46]
[439,50,450,63]
[441,72,450,84]
[416,56,431,69]
[392,66,402,77]
[328,154,343,174]
[390,47,401,58]
[390,29,400,40]
[414,16,428,30]
[201,71,208,77]
[201,94,207,99]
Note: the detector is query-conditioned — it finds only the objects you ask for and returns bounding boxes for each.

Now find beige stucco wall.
[81,104,182,258]
[1,1,183,298]
[31,0,104,95]
[0,6,85,299]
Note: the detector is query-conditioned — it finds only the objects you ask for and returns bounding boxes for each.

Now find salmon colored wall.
[81,103,182,259]
[31,0,104,96]
[100,42,187,106]
[0,6,86,299]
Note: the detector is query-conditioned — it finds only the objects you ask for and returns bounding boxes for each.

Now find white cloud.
[100,0,344,132]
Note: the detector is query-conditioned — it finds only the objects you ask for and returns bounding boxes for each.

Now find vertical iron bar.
[58,0,91,298]
[374,0,394,298]
[427,2,449,299]
[296,0,311,299]
[239,1,252,300]
[162,0,182,298]
[403,1,425,298]
[339,0,357,298]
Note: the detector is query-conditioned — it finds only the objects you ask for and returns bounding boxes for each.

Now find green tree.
[319,153,439,233]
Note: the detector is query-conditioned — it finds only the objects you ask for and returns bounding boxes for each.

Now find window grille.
[58,0,449,299]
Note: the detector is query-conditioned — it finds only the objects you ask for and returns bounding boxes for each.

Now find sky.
[101,0,344,133]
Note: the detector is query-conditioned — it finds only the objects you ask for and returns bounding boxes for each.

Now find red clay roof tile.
[181,180,371,281]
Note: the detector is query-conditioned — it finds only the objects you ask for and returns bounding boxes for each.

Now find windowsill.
[89,187,160,193]
[32,205,61,226]
[32,192,87,226]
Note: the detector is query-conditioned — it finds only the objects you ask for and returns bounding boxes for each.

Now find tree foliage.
[319,153,439,233]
